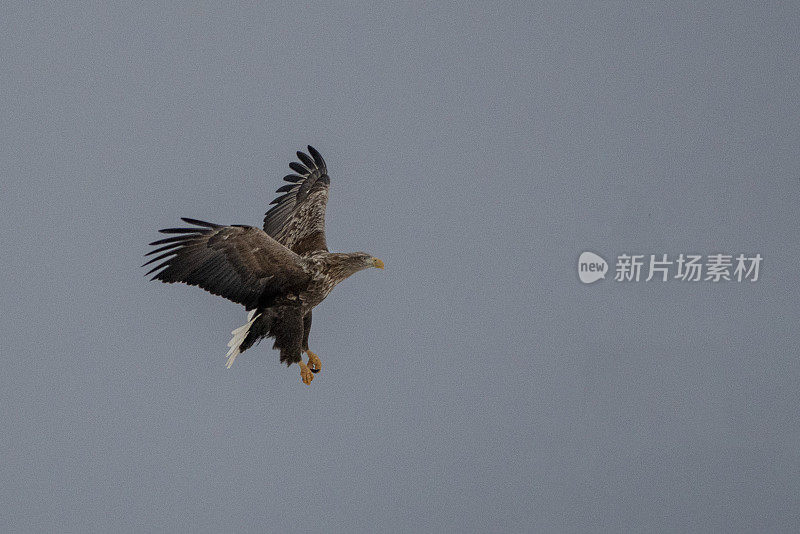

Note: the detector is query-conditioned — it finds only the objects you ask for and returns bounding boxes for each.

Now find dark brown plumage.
[144,146,383,384]
[263,145,330,255]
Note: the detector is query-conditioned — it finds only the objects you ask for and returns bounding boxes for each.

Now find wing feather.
[296,151,315,169]
[145,220,310,309]
[263,145,330,255]
[145,242,184,256]
[307,145,326,168]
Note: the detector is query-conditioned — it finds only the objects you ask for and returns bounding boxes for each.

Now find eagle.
[143,146,384,385]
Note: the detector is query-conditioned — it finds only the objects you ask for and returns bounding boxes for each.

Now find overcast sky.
[2,2,799,532]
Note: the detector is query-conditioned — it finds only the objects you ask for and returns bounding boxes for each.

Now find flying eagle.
[143,146,384,385]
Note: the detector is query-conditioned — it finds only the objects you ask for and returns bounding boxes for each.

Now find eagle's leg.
[306,349,322,374]
[298,360,314,385]
[301,313,320,374]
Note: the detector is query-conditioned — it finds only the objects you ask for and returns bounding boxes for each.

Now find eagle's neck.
[298,252,368,310]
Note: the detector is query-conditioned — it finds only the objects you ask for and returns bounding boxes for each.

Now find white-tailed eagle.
[144,146,384,385]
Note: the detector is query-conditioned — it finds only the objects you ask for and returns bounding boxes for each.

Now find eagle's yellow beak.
[372,257,385,270]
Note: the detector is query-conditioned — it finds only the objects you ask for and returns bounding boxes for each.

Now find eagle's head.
[322,252,384,284]
[349,252,385,271]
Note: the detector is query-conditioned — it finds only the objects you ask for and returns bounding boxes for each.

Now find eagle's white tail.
[225,310,260,369]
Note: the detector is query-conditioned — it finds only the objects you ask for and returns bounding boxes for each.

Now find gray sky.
[2,2,799,532]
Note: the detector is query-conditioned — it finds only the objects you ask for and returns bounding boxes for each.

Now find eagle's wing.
[144,218,309,310]
[262,145,330,255]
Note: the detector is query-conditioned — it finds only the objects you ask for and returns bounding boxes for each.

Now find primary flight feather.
[144,146,384,385]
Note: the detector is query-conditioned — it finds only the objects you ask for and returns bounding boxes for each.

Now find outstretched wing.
[263,145,330,256]
[144,218,310,310]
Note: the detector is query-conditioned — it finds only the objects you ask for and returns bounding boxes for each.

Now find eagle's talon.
[299,362,314,385]
[306,349,322,374]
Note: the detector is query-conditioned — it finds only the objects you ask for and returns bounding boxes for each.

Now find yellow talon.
[306,349,322,373]
[299,361,314,385]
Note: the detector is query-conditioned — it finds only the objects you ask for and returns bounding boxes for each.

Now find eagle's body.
[144,146,383,384]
